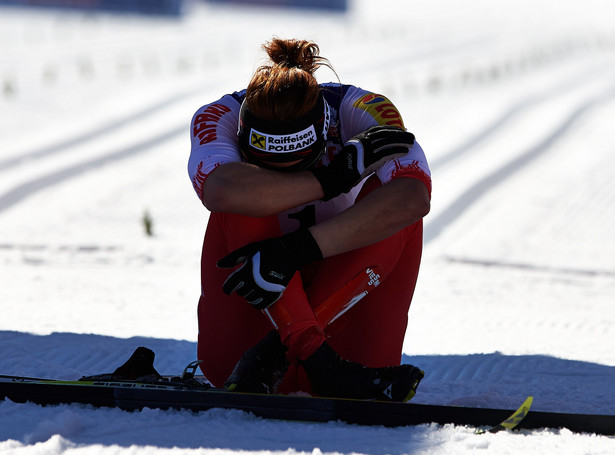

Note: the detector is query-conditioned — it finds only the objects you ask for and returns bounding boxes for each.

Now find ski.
[477,395,533,434]
[1,375,614,435]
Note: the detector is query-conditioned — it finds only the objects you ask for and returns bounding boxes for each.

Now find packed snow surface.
[1,0,614,453]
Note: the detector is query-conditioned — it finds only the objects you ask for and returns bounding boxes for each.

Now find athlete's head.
[237,38,333,171]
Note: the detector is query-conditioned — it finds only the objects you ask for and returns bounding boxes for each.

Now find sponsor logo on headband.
[250,125,318,153]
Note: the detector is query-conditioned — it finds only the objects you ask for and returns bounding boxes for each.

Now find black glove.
[217,228,323,310]
[312,125,414,201]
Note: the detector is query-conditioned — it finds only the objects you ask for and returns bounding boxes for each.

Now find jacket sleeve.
[339,86,432,196]
[187,94,242,201]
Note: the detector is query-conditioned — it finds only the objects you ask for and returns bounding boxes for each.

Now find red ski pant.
[197,177,423,393]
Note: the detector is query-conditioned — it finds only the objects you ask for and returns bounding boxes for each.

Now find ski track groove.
[442,256,615,278]
[0,87,198,173]
[429,58,615,171]
[0,124,184,213]
[425,82,615,244]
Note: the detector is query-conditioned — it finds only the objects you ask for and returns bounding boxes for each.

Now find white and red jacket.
[188,83,431,233]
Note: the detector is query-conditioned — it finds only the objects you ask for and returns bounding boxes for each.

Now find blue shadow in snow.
[1,331,613,453]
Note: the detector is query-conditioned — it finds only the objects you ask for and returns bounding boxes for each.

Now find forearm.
[202,162,325,217]
[309,178,430,258]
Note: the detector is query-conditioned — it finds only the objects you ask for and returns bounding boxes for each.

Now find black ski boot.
[224,331,290,394]
[301,342,424,402]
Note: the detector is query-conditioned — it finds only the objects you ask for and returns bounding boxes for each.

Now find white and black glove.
[312,125,414,201]
[217,228,322,310]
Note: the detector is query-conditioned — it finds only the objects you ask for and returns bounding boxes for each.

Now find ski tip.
[477,396,534,434]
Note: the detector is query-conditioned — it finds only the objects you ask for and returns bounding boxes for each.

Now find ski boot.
[301,342,424,402]
[224,330,290,394]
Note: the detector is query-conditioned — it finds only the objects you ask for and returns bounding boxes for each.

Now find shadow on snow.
[1,331,613,452]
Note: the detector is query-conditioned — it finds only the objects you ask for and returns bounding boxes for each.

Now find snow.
[1,0,615,453]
